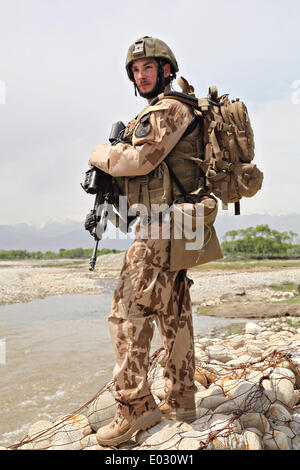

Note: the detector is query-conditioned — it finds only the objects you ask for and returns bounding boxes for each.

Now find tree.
[221,224,300,259]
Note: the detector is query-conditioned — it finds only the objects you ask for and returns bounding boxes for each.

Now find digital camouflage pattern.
[108,220,197,417]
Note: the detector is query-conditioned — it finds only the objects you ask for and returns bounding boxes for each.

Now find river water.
[0,281,249,447]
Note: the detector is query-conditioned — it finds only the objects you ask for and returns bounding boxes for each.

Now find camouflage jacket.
[88,98,193,176]
[88,97,223,271]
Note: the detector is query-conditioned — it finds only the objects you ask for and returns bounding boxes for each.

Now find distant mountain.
[0,213,300,252]
[0,220,133,252]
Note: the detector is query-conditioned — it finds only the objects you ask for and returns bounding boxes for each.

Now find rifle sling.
[165,162,195,204]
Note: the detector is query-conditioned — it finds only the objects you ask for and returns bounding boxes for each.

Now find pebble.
[245,322,262,335]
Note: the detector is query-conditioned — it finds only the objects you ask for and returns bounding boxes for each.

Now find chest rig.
[114,105,206,214]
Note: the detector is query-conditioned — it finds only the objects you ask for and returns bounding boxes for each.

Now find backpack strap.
[165,163,195,204]
[181,115,199,138]
[150,91,215,112]
[148,89,243,216]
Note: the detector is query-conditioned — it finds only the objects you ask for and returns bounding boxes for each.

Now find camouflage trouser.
[108,224,197,417]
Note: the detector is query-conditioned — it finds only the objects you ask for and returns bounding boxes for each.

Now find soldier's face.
[131,58,159,94]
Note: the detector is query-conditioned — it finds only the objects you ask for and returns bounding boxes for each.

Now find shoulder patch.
[134,112,152,138]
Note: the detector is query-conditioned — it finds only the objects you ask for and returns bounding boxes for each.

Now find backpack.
[152,77,264,215]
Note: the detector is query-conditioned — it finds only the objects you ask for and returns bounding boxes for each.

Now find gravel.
[0,255,299,313]
[189,268,300,306]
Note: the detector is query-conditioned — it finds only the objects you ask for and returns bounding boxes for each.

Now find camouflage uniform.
[108,224,196,417]
[89,98,193,178]
[89,98,199,416]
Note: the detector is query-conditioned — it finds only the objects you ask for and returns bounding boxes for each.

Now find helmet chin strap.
[134,61,166,99]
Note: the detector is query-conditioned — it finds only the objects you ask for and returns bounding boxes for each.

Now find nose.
[135,69,146,80]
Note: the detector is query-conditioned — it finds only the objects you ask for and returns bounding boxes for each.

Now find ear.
[163,62,171,78]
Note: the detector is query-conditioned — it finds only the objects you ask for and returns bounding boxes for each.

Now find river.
[0,283,249,447]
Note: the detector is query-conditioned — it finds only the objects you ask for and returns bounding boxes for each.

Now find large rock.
[195,386,229,411]
[262,375,297,408]
[290,409,300,435]
[27,420,54,450]
[206,346,236,363]
[194,368,208,387]
[291,436,300,450]
[84,382,116,432]
[226,335,245,350]
[190,413,242,449]
[49,414,92,450]
[79,433,100,450]
[263,430,289,450]
[243,430,262,450]
[226,354,253,366]
[266,403,292,426]
[137,420,189,450]
[210,429,263,451]
[239,412,270,435]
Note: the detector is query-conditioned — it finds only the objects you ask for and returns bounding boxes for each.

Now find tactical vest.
[114,117,206,213]
[113,107,223,271]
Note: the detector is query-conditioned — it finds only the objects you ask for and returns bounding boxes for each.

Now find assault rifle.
[81,121,127,271]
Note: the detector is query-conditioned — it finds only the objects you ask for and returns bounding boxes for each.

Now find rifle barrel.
[89,239,99,271]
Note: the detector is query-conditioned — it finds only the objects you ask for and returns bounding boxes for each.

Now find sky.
[0,0,299,226]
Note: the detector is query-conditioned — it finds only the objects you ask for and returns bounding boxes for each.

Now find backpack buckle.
[215,122,233,132]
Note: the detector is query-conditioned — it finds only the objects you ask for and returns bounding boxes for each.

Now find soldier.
[88,36,222,447]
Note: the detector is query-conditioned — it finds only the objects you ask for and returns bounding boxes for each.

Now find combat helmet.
[126,36,179,82]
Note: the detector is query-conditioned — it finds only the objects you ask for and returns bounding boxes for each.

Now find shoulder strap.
[182,115,199,138]
[149,91,218,111]
[166,163,195,204]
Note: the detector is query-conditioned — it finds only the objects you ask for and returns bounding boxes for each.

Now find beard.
[136,65,167,99]
[136,80,163,99]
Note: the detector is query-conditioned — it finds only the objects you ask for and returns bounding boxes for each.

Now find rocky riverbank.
[3,316,300,451]
[0,255,300,319]
[1,255,300,450]
[0,257,114,305]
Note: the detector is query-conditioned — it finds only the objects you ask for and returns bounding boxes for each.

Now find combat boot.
[159,401,196,423]
[96,406,161,447]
